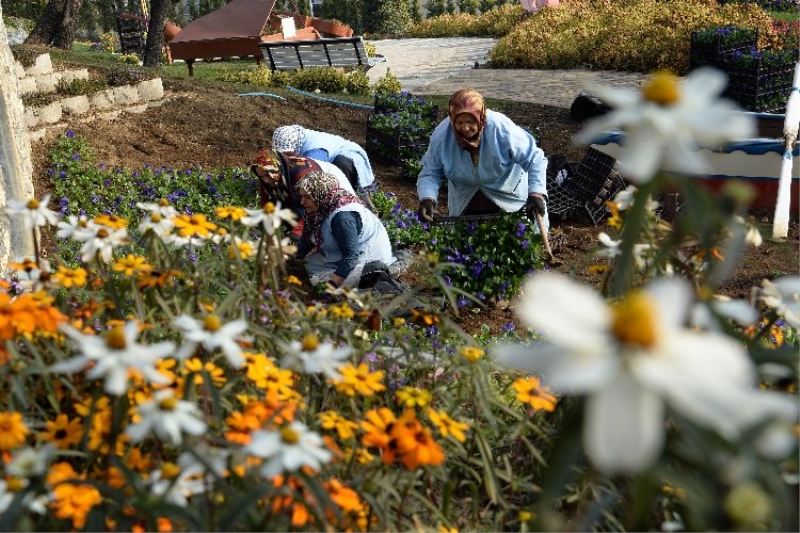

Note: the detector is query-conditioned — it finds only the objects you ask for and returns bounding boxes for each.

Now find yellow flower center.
[610,292,658,348]
[6,477,24,492]
[301,334,319,351]
[262,202,276,214]
[26,199,39,209]
[159,397,178,411]
[105,325,127,350]
[158,199,170,207]
[203,314,222,332]
[280,426,300,444]
[96,228,109,238]
[161,462,180,479]
[642,71,680,106]
[151,213,162,222]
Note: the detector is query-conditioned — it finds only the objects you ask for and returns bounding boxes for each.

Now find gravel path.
[367,38,647,109]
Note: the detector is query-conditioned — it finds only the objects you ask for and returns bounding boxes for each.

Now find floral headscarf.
[272,125,306,153]
[250,149,323,208]
[448,89,487,164]
[296,171,366,247]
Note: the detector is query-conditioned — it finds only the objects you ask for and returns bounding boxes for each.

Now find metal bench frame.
[258,36,384,71]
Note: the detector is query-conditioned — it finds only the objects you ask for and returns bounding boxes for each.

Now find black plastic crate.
[545,154,582,222]
[365,113,433,166]
[689,27,758,70]
[563,147,619,204]
[581,170,627,225]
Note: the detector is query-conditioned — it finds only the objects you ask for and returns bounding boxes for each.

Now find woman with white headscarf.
[272,125,375,190]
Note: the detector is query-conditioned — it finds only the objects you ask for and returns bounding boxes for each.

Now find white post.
[0,5,36,271]
[773,63,800,239]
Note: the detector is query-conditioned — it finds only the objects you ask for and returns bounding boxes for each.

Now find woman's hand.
[525,194,547,218]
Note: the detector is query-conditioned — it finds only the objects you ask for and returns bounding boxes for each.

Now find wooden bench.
[258,36,386,71]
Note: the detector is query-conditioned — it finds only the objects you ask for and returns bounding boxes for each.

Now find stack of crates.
[116,12,147,57]
[545,147,626,225]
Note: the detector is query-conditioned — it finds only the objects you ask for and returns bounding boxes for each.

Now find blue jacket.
[417,110,548,216]
[300,129,375,188]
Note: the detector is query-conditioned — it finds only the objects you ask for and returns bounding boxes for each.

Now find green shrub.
[106,65,150,86]
[372,68,402,95]
[345,69,372,95]
[289,67,347,93]
[21,92,56,108]
[117,53,141,65]
[408,4,525,37]
[216,66,273,86]
[489,0,775,74]
[55,76,106,96]
[10,44,38,68]
[269,69,290,88]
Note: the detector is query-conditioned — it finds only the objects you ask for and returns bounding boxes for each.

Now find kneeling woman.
[295,171,396,288]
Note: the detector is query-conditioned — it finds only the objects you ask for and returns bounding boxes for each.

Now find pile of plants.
[365,92,439,174]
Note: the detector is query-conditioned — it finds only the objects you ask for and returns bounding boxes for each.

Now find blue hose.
[238,93,287,100]
[285,85,374,109]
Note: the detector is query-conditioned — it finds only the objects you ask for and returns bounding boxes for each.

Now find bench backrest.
[258,36,370,71]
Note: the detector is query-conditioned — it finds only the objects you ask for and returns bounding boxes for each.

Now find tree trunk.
[143,0,168,67]
[25,0,67,45]
[25,0,83,49]
[52,0,83,49]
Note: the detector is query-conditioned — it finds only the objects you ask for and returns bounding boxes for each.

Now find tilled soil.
[29,77,799,335]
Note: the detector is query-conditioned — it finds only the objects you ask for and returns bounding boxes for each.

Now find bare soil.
[29,77,799,336]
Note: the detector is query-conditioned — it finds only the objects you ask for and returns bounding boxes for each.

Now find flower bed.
[365,92,438,172]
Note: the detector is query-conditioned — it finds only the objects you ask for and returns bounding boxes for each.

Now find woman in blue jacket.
[272,125,375,191]
[416,89,548,225]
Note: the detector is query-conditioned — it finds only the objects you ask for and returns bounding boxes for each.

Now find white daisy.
[495,272,795,474]
[136,200,178,219]
[173,314,248,368]
[596,232,651,270]
[126,389,207,446]
[53,322,174,396]
[279,334,351,380]
[690,294,759,332]
[55,214,94,240]
[75,225,129,263]
[576,68,756,183]
[147,468,207,507]
[244,421,332,479]
[161,233,208,249]
[756,276,800,329]
[241,201,298,235]
[138,213,176,237]
[6,444,55,479]
[5,195,59,230]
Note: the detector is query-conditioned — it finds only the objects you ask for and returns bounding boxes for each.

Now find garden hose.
[285,86,374,110]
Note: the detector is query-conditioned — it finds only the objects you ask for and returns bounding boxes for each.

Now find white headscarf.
[272,125,306,153]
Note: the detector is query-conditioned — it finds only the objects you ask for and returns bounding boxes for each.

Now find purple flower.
[65,129,74,138]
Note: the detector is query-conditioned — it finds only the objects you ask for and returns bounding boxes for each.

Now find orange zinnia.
[0,411,29,450]
[391,410,444,470]
[512,376,557,412]
[360,407,396,449]
[39,414,83,449]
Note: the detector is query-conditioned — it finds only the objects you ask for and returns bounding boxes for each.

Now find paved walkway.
[368,38,648,109]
